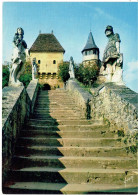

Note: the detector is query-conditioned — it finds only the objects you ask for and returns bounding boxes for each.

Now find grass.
[76,80,92,94]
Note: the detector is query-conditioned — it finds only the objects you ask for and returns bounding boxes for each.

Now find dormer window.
[53,60,56,64]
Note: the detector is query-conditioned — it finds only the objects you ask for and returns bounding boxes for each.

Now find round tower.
[82,31,99,65]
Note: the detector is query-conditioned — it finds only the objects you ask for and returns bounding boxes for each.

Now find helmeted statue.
[102,25,123,84]
[69,56,75,79]
[9,27,27,86]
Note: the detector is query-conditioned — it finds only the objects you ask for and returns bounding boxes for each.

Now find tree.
[74,64,84,83]
[83,64,99,86]
[2,66,10,88]
[58,62,70,83]
[19,60,32,88]
[74,63,99,86]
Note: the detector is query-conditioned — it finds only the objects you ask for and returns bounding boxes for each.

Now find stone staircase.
[3,89,137,194]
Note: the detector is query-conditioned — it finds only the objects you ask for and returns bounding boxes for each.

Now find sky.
[2,1,138,92]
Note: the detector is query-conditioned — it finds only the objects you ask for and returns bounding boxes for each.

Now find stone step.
[33,112,83,117]
[15,146,134,158]
[34,109,83,116]
[25,124,109,131]
[17,137,122,147]
[20,129,117,138]
[32,115,85,120]
[7,167,137,185]
[34,108,81,112]
[34,107,81,114]
[37,96,74,100]
[36,100,76,104]
[35,106,79,110]
[27,119,102,126]
[12,155,136,169]
[36,100,77,104]
[37,94,74,97]
[3,182,138,194]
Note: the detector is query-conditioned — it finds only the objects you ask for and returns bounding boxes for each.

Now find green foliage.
[117,130,125,137]
[74,64,84,83]
[19,60,32,88]
[2,66,10,88]
[76,80,92,94]
[19,74,32,88]
[24,60,32,74]
[126,145,137,154]
[74,63,99,86]
[129,145,137,154]
[58,62,70,83]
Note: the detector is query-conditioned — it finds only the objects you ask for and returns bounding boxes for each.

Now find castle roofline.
[82,32,98,53]
[30,33,65,53]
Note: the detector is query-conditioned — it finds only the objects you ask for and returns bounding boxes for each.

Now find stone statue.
[102,25,123,84]
[9,27,27,86]
[69,56,75,79]
[32,58,37,80]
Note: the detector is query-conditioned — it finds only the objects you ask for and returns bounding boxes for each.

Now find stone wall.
[90,83,138,134]
[39,76,64,89]
[66,79,92,118]
[26,79,39,114]
[67,79,138,136]
[2,80,39,183]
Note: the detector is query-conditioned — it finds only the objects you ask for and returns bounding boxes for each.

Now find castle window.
[53,60,56,64]
[38,60,41,64]
[85,51,87,55]
[93,49,96,54]
[90,50,93,54]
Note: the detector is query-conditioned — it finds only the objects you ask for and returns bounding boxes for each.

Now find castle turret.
[82,31,99,65]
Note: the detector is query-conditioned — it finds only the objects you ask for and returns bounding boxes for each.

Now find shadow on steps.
[3,90,68,194]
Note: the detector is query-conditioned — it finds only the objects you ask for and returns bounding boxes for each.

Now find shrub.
[74,64,84,83]
[2,66,10,88]
[74,63,99,86]
[58,62,70,83]
[19,74,32,88]
[19,60,32,88]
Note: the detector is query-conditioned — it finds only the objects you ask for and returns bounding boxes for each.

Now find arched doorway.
[43,83,51,90]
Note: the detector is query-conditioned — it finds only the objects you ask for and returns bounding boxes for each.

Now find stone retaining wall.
[67,79,138,135]
[90,83,138,134]
[2,80,39,183]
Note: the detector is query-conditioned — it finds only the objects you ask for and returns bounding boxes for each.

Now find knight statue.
[102,25,124,84]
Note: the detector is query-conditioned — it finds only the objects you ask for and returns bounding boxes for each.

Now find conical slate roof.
[82,32,98,53]
[30,33,65,53]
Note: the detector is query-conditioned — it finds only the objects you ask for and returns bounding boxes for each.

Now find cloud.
[94,7,130,29]
[94,7,116,21]
[123,60,138,83]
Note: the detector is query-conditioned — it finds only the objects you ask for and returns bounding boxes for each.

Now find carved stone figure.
[32,58,37,80]
[9,27,27,86]
[69,56,75,79]
[102,25,124,84]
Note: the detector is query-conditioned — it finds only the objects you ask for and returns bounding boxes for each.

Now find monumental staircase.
[3,89,137,194]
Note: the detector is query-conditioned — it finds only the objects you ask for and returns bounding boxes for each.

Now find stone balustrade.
[66,79,92,118]
[2,80,39,184]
